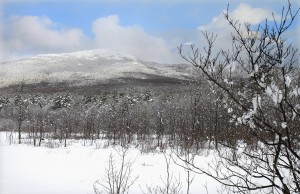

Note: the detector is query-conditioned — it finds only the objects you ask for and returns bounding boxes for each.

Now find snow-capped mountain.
[0,49,193,88]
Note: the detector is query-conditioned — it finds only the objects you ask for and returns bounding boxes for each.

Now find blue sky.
[1,0,299,63]
[3,1,226,33]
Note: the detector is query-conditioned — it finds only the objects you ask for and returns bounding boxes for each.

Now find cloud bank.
[2,2,297,63]
[92,15,180,63]
[193,3,280,55]
[2,16,88,61]
[2,14,180,63]
[199,3,273,32]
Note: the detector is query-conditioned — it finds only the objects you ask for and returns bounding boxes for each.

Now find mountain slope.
[0,49,193,88]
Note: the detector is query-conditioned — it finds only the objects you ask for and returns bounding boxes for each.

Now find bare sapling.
[94,146,139,194]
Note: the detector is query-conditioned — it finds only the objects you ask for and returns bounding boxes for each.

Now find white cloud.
[198,3,273,32]
[230,3,273,25]
[2,14,181,63]
[2,16,88,61]
[194,3,277,55]
[191,2,300,65]
[92,15,180,63]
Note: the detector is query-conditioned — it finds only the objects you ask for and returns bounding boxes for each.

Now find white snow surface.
[266,83,283,104]
[285,75,291,87]
[281,122,287,129]
[0,132,220,194]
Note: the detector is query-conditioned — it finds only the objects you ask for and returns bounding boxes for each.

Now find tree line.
[0,82,250,151]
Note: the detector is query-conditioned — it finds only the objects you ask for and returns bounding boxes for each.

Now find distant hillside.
[0,49,194,92]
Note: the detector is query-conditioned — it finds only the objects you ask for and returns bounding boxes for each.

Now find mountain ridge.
[0,49,194,89]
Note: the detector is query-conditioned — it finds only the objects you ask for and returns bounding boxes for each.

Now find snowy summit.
[0,49,192,88]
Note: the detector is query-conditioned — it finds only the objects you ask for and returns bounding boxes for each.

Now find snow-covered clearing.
[0,132,221,194]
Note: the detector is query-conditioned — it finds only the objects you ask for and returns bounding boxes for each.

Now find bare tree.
[14,82,27,144]
[94,147,138,194]
[178,1,300,193]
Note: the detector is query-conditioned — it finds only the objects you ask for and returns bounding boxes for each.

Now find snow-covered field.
[0,132,221,194]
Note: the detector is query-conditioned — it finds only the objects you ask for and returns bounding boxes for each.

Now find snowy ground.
[0,132,221,194]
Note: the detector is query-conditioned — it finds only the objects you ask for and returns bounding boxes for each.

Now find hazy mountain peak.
[31,49,138,61]
[0,49,193,88]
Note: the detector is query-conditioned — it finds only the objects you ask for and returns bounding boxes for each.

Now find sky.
[1,0,299,63]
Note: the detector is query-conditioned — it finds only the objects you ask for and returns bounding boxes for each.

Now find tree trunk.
[18,122,22,144]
